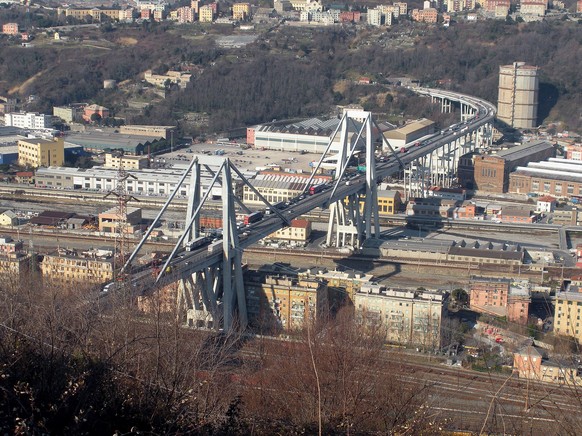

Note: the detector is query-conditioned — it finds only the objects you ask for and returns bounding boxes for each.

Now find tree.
[452,288,469,305]
[90,113,102,124]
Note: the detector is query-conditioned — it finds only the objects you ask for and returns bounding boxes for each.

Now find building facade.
[104,153,149,170]
[83,104,110,122]
[245,270,327,332]
[199,5,214,21]
[18,138,65,168]
[40,251,114,286]
[514,345,581,385]
[474,141,555,193]
[232,2,251,19]
[355,285,448,348]
[411,7,438,22]
[5,112,52,129]
[2,23,19,35]
[470,276,530,324]
[267,219,311,244]
[98,206,143,233]
[554,289,582,344]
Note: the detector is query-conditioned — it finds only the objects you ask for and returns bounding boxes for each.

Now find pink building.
[339,11,361,22]
[470,276,530,325]
[177,6,195,23]
[2,23,18,35]
[83,104,110,122]
[0,236,24,258]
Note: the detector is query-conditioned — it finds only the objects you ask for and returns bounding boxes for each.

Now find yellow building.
[98,206,143,233]
[346,189,402,218]
[232,2,251,20]
[18,138,64,168]
[378,189,401,215]
[0,255,30,277]
[57,7,120,21]
[199,5,214,22]
[41,251,114,286]
[104,153,149,170]
[267,219,311,244]
[245,270,327,331]
[0,210,18,226]
[554,289,582,344]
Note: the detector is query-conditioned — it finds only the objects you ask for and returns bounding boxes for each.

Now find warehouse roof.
[494,140,554,162]
[65,132,162,152]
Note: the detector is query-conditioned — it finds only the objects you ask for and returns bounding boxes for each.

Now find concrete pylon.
[324,110,380,248]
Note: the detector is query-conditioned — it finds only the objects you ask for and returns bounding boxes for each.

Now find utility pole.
[105,166,139,282]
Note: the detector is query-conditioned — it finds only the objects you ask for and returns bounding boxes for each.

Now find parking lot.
[158,141,322,174]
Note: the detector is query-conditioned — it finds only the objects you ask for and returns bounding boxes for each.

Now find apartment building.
[176,6,195,22]
[470,276,530,324]
[0,235,30,278]
[2,23,18,35]
[520,1,546,15]
[393,2,408,15]
[355,284,448,348]
[554,287,582,344]
[199,5,214,21]
[53,105,84,123]
[411,8,438,23]
[18,138,65,168]
[514,345,581,385]
[5,112,52,129]
[309,268,374,307]
[232,2,251,20]
[40,251,114,286]
[245,269,328,332]
[57,7,121,21]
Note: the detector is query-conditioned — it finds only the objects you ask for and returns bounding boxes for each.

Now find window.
[543,182,551,192]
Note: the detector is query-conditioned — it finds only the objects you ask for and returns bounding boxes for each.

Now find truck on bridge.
[244,212,263,225]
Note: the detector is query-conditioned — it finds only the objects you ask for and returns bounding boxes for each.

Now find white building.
[367,8,384,26]
[33,165,248,199]
[5,112,52,130]
[355,284,448,348]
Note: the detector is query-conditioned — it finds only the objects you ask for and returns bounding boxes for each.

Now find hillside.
[1,19,580,134]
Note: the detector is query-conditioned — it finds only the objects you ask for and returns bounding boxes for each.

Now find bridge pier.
[323,110,380,248]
